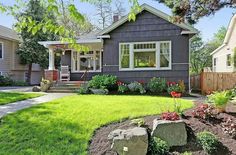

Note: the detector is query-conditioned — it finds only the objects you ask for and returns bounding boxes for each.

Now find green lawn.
[0,95,193,155]
[0,92,43,105]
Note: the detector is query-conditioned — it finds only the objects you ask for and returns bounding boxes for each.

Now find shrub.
[0,75,14,86]
[13,81,28,86]
[88,75,117,90]
[148,137,169,155]
[178,80,186,93]
[117,81,129,93]
[147,77,167,93]
[167,82,182,94]
[207,91,231,109]
[192,104,218,120]
[196,131,218,154]
[161,112,180,121]
[128,81,146,94]
[77,84,89,94]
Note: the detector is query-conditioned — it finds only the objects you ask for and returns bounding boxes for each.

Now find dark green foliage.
[196,131,219,154]
[148,137,169,155]
[88,75,117,90]
[0,75,14,86]
[147,77,167,93]
[77,84,89,94]
[16,0,57,84]
[167,84,182,94]
[155,0,235,24]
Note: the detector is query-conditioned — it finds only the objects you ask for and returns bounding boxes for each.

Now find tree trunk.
[27,63,32,85]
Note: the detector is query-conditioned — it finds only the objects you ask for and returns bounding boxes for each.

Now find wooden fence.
[191,72,236,94]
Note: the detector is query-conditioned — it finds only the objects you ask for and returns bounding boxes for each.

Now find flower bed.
[89,101,236,155]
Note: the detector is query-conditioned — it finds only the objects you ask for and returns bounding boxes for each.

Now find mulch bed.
[88,101,236,155]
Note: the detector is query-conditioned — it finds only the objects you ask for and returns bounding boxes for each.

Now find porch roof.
[38,31,108,48]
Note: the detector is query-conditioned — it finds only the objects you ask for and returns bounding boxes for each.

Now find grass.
[0,92,43,105]
[0,95,193,154]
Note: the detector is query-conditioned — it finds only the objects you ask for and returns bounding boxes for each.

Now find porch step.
[47,81,88,93]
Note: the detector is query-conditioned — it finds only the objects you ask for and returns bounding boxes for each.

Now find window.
[120,44,130,68]
[213,58,217,72]
[119,41,171,70]
[0,42,3,59]
[226,54,232,67]
[133,43,156,68]
[71,51,101,72]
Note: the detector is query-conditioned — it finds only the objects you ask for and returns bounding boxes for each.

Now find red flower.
[161,112,180,121]
[167,81,177,86]
[138,80,145,85]
[171,91,182,98]
[116,81,124,86]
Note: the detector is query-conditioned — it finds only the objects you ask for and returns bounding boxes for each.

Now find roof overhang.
[99,3,198,35]
[39,38,102,48]
[211,14,236,55]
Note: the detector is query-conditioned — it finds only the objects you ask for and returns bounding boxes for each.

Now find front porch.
[39,35,104,83]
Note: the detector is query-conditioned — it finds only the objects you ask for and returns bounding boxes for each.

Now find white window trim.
[0,71,2,76]
[119,41,172,71]
[71,50,102,73]
[0,42,3,60]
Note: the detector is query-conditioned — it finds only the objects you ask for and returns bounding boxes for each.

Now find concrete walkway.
[0,93,72,118]
[0,86,34,92]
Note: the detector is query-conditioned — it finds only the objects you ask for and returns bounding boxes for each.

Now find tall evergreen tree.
[16,0,57,84]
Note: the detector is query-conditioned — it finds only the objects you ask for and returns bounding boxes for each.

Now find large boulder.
[152,119,187,147]
[108,127,148,155]
[32,86,41,92]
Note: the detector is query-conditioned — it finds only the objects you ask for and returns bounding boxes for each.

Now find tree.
[190,27,227,74]
[114,0,126,17]
[154,0,236,24]
[57,1,94,36]
[16,0,57,84]
[95,0,112,29]
[190,35,205,74]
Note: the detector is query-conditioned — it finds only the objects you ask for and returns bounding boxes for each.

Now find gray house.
[39,4,198,89]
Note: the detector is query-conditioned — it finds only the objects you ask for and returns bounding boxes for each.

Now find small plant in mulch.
[221,117,236,139]
[161,112,180,121]
[130,118,145,127]
[196,131,219,154]
[192,104,218,121]
[148,137,170,155]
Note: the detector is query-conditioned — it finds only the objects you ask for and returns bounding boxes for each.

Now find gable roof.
[211,14,236,55]
[99,3,198,35]
[0,25,20,41]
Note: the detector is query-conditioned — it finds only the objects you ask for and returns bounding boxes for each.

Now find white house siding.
[212,15,236,72]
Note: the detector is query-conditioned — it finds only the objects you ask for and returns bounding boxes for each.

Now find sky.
[0,0,235,42]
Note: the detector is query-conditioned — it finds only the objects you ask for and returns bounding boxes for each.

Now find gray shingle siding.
[103,11,190,87]
[61,10,191,88]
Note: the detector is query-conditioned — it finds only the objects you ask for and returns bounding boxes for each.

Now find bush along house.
[39,4,198,91]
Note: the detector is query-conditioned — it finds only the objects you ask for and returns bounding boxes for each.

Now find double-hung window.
[71,51,101,72]
[119,41,171,70]
[0,42,3,59]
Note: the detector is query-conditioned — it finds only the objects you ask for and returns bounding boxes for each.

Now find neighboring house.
[0,25,42,84]
[211,14,236,72]
[39,4,198,89]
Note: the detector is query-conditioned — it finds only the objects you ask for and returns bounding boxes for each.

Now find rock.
[152,119,187,147]
[90,88,108,95]
[32,86,41,92]
[108,127,148,155]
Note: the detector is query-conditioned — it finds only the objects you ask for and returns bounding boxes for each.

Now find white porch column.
[48,47,55,70]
